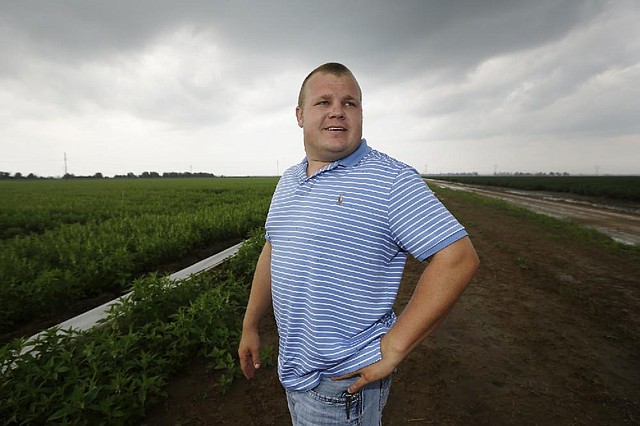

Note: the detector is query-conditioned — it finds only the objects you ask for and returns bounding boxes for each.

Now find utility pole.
[64,152,68,175]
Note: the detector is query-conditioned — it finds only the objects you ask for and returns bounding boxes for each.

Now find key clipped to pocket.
[343,391,356,420]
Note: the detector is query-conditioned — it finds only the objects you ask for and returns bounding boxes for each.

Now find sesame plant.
[0,228,265,425]
[0,177,276,335]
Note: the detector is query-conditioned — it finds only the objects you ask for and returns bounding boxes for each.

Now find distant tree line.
[113,171,219,179]
[422,171,572,177]
[2,170,575,180]
[494,171,571,176]
[0,171,45,179]
[0,171,219,180]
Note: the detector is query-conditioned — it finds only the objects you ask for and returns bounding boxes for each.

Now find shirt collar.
[297,139,370,181]
[300,139,370,169]
[337,139,370,167]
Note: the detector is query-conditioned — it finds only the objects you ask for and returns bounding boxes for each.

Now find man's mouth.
[324,126,347,132]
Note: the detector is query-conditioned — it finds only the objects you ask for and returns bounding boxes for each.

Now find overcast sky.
[1,0,638,177]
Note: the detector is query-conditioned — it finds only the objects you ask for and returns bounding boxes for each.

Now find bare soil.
[145,191,640,425]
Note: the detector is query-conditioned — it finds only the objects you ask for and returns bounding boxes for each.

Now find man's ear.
[295,106,303,128]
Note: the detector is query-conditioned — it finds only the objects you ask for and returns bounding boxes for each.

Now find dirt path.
[429,179,640,246]
[145,189,640,425]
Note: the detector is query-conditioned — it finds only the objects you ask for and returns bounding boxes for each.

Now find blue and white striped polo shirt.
[265,139,467,391]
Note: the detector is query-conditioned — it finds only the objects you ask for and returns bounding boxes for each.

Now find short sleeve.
[388,168,467,261]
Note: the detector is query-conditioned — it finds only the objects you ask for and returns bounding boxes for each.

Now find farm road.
[428,179,640,246]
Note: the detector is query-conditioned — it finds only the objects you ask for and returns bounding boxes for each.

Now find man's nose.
[329,105,345,119]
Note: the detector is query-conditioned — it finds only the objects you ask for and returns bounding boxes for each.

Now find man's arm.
[238,241,273,379]
[340,236,479,393]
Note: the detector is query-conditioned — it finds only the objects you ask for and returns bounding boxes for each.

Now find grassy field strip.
[430,175,640,201]
[428,179,640,245]
[18,242,244,358]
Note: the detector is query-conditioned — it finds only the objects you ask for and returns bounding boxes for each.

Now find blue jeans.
[285,375,392,425]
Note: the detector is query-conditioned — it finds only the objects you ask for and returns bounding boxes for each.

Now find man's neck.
[306,159,332,177]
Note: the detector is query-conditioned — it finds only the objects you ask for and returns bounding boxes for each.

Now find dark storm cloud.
[1,1,601,74]
[1,0,638,176]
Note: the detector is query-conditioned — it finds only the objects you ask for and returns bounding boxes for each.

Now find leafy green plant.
[259,344,276,369]
[0,230,265,425]
[0,177,276,334]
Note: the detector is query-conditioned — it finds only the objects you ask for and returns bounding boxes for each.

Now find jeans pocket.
[378,374,393,412]
[301,378,361,424]
[310,376,356,400]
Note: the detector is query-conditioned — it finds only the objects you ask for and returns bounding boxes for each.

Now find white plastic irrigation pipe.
[23,242,244,345]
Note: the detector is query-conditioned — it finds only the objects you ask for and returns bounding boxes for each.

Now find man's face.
[296,72,363,163]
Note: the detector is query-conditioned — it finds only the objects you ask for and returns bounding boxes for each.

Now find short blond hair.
[298,62,362,107]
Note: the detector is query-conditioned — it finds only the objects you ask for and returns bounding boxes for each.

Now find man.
[238,62,479,425]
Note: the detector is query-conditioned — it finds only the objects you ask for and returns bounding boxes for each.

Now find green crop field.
[1,229,267,425]
[431,175,640,202]
[0,177,278,336]
[2,178,637,424]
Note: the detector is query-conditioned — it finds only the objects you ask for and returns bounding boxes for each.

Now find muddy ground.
[145,189,640,425]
